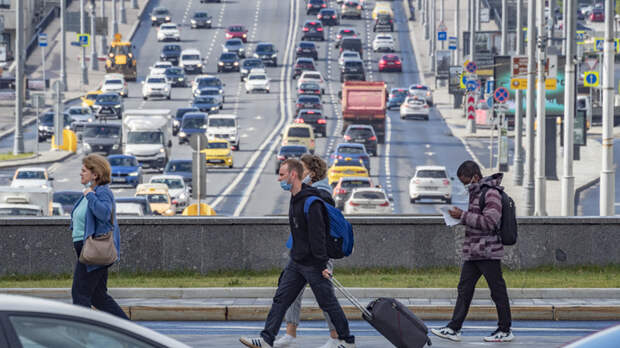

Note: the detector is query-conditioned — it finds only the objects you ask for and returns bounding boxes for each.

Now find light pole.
[535,0,547,216]
[13,0,24,154]
[454,0,460,65]
[513,0,524,186]
[120,0,127,24]
[561,0,576,216]
[112,0,119,35]
[80,0,88,85]
[500,0,507,55]
[100,0,107,56]
[424,0,429,40]
[600,0,615,215]
[89,1,98,70]
[60,0,67,91]
[524,0,536,215]
[430,0,436,73]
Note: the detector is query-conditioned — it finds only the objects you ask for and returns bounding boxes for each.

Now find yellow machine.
[105,34,137,81]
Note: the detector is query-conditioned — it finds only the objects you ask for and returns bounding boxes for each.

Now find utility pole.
[100,0,107,57]
[562,0,568,55]
[475,0,480,31]
[60,0,67,91]
[466,0,476,134]
[600,0,615,216]
[513,0,524,186]
[440,0,445,50]
[112,0,118,35]
[454,0,460,65]
[90,1,98,70]
[80,0,88,85]
[13,0,24,155]
[501,0,507,55]
[430,0,436,73]
[132,0,139,10]
[424,0,429,40]
[120,0,127,24]
[561,0,576,216]
[524,0,536,215]
[535,0,547,216]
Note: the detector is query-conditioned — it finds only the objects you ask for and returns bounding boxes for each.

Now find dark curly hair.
[300,154,327,183]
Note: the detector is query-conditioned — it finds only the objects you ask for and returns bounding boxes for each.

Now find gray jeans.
[283,259,336,331]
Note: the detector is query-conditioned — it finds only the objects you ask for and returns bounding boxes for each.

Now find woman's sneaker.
[431,327,462,342]
[483,329,515,342]
[273,334,296,348]
[239,337,273,348]
[317,337,339,348]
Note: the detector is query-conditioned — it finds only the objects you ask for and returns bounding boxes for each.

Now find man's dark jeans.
[261,260,355,345]
[72,241,129,319]
[448,260,512,332]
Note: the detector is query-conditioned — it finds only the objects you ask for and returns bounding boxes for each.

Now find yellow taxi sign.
[510,78,527,90]
[534,78,557,90]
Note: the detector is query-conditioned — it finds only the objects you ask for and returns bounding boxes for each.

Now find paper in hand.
[440,207,461,227]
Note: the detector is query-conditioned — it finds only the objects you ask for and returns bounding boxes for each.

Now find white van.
[179,48,204,74]
[207,114,240,151]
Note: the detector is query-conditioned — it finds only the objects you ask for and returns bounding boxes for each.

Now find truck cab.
[0,186,53,216]
[122,109,173,172]
[207,114,240,150]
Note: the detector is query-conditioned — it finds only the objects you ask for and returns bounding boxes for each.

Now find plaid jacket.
[460,173,504,261]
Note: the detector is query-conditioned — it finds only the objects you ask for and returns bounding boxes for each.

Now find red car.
[226,25,248,42]
[590,9,604,22]
[378,54,402,72]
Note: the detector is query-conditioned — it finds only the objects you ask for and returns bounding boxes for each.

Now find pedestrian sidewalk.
[404,1,619,216]
[2,287,618,321]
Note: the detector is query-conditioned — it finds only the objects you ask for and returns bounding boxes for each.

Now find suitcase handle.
[328,274,373,319]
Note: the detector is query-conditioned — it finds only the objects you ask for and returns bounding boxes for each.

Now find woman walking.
[71,154,128,319]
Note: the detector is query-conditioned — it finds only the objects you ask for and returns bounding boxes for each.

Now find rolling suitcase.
[330,276,432,348]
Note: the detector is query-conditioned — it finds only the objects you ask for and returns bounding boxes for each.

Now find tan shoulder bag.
[79,208,118,266]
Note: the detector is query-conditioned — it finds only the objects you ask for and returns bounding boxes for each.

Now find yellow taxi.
[327,159,369,186]
[135,183,176,216]
[281,123,315,154]
[372,2,394,19]
[201,139,233,168]
[81,90,103,108]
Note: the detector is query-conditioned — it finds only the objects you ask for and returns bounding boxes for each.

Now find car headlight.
[253,53,259,58]
[173,120,180,127]
[233,62,239,66]
[197,63,202,67]
[191,19,196,23]
[84,143,92,150]
[219,89,223,94]
[159,148,165,153]
[165,16,171,21]
[178,131,186,137]
[129,171,139,176]
[152,16,156,20]
[211,106,218,111]
[179,193,187,200]
[114,105,121,108]
[112,144,119,150]
[88,118,93,122]
[218,62,224,66]
[272,53,277,58]
[38,125,44,130]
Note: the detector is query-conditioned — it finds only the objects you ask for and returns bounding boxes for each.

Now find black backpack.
[479,186,518,245]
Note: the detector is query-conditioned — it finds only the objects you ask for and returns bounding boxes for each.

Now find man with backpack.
[240,158,355,348]
[431,161,514,343]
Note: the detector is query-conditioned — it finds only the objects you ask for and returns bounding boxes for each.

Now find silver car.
[341,0,362,19]
[400,96,430,120]
[408,84,434,106]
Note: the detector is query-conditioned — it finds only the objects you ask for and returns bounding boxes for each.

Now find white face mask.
[463,183,471,190]
[302,175,311,184]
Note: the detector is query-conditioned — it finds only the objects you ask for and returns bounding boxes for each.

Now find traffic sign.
[38,33,48,47]
[594,38,620,53]
[534,78,558,90]
[466,79,478,92]
[511,56,528,77]
[486,97,494,109]
[584,57,598,70]
[77,33,90,47]
[438,31,447,41]
[510,78,527,90]
[448,36,457,50]
[576,30,585,44]
[466,93,476,120]
[584,71,599,87]
[485,80,495,94]
[465,61,477,74]
[493,87,509,104]
[459,74,467,89]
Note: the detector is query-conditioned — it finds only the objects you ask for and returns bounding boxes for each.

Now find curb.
[0,150,75,169]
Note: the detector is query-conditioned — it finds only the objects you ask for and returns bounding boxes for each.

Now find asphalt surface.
[141,320,618,347]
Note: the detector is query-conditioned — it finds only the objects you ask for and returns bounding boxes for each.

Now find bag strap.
[478,185,502,212]
[303,196,323,217]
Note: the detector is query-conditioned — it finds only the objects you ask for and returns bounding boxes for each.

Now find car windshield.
[105,79,123,85]
[416,170,447,178]
[345,61,363,68]
[194,12,208,18]
[353,190,385,200]
[221,53,237,60]
[144,194,169,203]
[249,75,266,80]
[298,97,319,103]
[161,25,176,30]
[110,45,130,55]
[299,42,314,48]
[300,83,318,89]
[182,54,200,60]
[194,97,217,104]
[86,93,100,100]
[154,8,169,15]
[83,126,120,138]
[339,146,364,154]
[208,142,228,149]
[377,36,392,40]
[281,146,307,154]
[68,108,90,115]
[288,127,310,137]
[128,132,162,144]
[167,162,192,172]
[199,89,219,95]
[334,161,362,167]
[109,157,137,167]
[209,118,235,127]
[164,45,180,52]
[183,117,206,128]
[96,94,119,103]
[256,44,274,53]
[147,77,166,83]
[347,128,373,137]
[0,208,41,216]
[229,26,244,32]
[321,10,335,15]
[226,41,242,47]
[176,109,198,119]
[151,178,184,189]
[411,85,429,91]
[198,79,221,87]
[342,52,358,59]
[342,180,370,188]
[391,89,408,97]
[244,60,262,68]
[303,73,321,80]
[16,171,45,179]
[165,68,183,75]
[54,192,82,205]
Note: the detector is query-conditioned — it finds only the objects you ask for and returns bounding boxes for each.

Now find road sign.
[466,79,478,92]
[480,8,490,22]
[486,97,494,108]
[38,33,47,47]
[466,93,476,120]
[510,78,527,90]
[534,78,558,90]
[465,61,477,74]
[584,57,598,70]
[584,71,599,87]
[511,56,528,77]
[77,33,90,47]
[594,38,620,53]
[494,87,509,103]
[438,31,447,41]
[448,36,457,50]
[576,30,585,44]
[459,74,467,89]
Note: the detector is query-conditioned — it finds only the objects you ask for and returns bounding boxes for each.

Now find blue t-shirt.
[72,196,88,242]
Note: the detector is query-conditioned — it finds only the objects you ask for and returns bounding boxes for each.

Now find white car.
[343,187,391,215]
[0,294,190,347]
[52,202,67,216]
[400,96,430,120]
[116,202,145,216]
[339,50,361,67]
[66,106,94,133]
[101,74,129,97]
[245,69,270,93]
[372,34,396,52]
[409,165,452,204]
[149,174,189,212]
[149,61,173,76]
[11,167,53,189]
[142,74,171,100]
[297,71,326,94]
[179,48,204,74]
[157,22,181,41]
[207,114,240,150]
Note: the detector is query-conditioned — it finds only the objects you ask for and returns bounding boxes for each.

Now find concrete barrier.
[0,217,618,276]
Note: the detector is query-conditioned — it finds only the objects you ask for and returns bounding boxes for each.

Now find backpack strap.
[478,185,502,212]
[303,196,323,217]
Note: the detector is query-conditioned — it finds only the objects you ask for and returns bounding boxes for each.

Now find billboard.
[493,55,567,116]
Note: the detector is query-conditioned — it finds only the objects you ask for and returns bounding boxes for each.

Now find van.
[135,183,176,216]
[281,123,315,154]
[372,2,394,20]
[340,37,363,57]
[179,48,204,74]
[207,114,240,150]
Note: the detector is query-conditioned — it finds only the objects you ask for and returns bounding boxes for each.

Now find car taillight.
[317,27,323,31]
[379,201,390,207]
[322,3,327,7]
[297,48,302,52]
[337,155,343,160]
[415,179,421,184]
[349,201,359,206]
[317,119,326,124]
[443,179,450,185]
[295,118,305,123]
[379,60,385,65]
[172,200,178,205]
[357,5,362,9]
[332,15,337,19]
[369,136,377,141]
[424,104,429,108]
[296,103,302,108]
[390,19,393,23]
[318,15,323,19]
[303,27,309,31]
[307,4,312,8]
[338,189,347,195]
[426,91,431,96]
[344,135,352,141]
[315,90,320,94]
[298,89,304,93]
[337,34,342,39]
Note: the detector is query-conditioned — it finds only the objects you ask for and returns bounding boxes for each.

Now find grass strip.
[0,152,34,161]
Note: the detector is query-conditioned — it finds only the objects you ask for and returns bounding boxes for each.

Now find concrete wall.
[0,217,618,276]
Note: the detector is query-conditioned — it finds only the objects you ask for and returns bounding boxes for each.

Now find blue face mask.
[280,180,292,191]
[84,181,93,189]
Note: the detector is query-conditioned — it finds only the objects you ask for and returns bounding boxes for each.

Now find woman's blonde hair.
[300,154,327,183]
[82,154,111,185]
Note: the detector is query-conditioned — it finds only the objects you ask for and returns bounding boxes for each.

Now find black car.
[93,92,123,119]
[253,42,278,66]
[343,125,377,156]
[164,159,193,185]
[193,76,224,97]
[295,109,326,137]
[151,7,171,26]
[340,59,365,82]
[292,57,316,79]
[307,0,327,15]
[295,95,322,113]
[240,58,265,81]
[164,67,186,87]
[160,44,181,65]
[340,37,363,57]
[217,52,240,72]
[115,197,154,215]
[335,28,358,48]
[173,107,199,135]
[374,14,394,32]
[53,190,82,215]
[191,11,212,29]
[295,42,319,60]
[318,8,339,26]
[297,82,322,97]
[302,20,325,41]
[38,112,72,141]
[275,145,309,173]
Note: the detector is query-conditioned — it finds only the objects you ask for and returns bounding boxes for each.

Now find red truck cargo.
[341,81,388,143]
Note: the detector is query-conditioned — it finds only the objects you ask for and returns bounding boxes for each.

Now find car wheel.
[228,164,233,169]
[410,198,417,204]
[143,96,147,100]
[167,94,171,100]
[445,198,452,204]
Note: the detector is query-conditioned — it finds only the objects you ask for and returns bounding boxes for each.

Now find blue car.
[191,96,221,113]
[387,88,409,110]
[164,159,192,185]
[178,112,207,145]
[328,143,371,171]
[108,155,142,187]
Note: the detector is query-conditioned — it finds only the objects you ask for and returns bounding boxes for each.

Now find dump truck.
[341,81,388,143]
[105,34,137,81]
[122,109,173,171]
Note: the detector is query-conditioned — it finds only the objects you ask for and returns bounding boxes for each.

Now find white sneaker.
[240,336,273,348]
[431,326,462,342]
[273,334,296,348]
[483,329,515,342]
[317,337,339,348]
[334,340,356,348]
